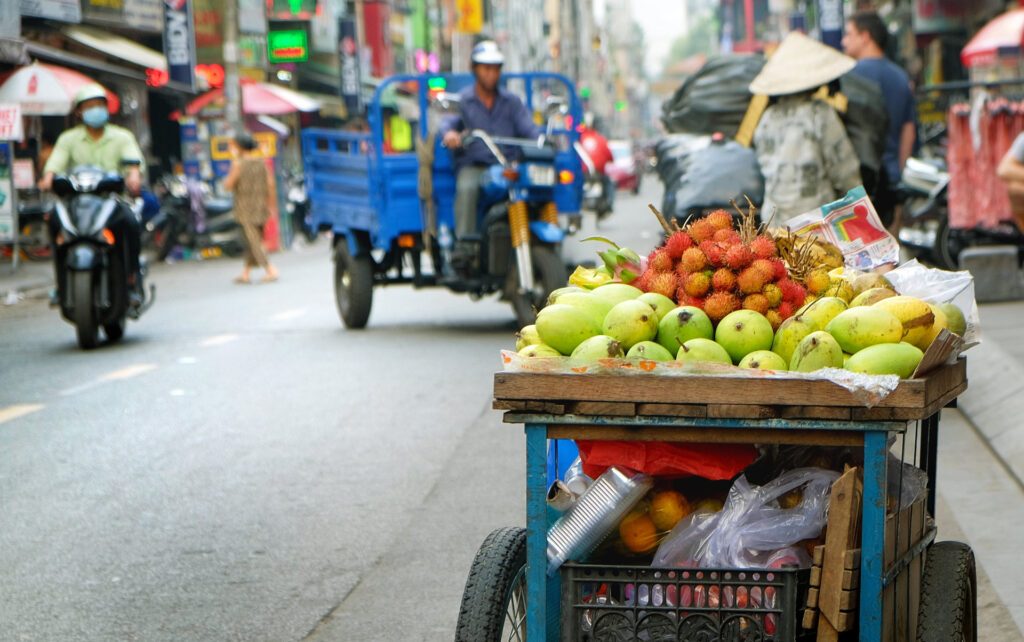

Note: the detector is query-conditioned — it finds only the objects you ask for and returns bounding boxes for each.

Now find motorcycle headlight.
[525,164,555,186]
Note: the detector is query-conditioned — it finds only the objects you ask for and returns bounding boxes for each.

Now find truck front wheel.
[334,240,373,329]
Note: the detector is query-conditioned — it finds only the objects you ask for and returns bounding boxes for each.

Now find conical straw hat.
[749,32,856,96]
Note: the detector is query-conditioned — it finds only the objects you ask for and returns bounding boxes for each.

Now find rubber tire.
[935,219,965,271]
[918,541,977,642]
[103,316,125,343]
[334,240,374,329]
[72,271,99,350]
[510,244,568,327]
[455,527,527,642]
[154,217,178,262]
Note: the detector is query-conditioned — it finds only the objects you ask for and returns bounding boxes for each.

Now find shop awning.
[25,40,195,95]
[63,25,167,71]
[180,80,321,117]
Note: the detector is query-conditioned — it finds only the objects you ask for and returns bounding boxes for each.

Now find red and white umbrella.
[0,62,120,115]
[180,80,320,117]
[962,8,1024,68]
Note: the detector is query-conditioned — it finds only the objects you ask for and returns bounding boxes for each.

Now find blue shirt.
[441,85,541,170]
[850,57,916,184]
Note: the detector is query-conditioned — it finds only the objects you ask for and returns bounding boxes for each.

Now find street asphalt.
[0,181,1021,640]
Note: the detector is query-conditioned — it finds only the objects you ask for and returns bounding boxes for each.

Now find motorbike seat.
[203,198,234,216]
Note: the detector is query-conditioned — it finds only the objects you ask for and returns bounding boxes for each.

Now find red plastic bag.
[576,440,757,480]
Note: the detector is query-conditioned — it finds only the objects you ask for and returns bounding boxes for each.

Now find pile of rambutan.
[634,208,808,329]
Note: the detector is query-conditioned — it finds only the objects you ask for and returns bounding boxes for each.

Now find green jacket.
[44,124,144,176]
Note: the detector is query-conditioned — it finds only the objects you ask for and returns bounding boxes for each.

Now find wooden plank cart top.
[492,358,967,425]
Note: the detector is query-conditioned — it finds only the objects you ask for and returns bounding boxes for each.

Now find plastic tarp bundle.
[577,440,758,480]
[660,55,765,138]
[661,140,765,221]
[838,73,888,177]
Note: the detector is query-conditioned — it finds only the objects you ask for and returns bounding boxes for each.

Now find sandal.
[233,276,251,284]
[260,274,279,283]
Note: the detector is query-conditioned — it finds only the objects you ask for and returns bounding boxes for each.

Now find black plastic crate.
[561,562,811,642]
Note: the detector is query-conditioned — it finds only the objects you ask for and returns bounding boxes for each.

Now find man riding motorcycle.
[440,40,541,262]
[39,83,146,307]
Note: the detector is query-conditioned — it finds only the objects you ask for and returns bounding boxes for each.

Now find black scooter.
[51,168,154,349]
[145,175,243,260]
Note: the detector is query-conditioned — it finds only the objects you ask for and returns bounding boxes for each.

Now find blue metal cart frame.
[505,411,944,641]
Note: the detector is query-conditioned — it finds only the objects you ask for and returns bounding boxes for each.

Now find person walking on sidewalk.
[224,134,279,284]
[750,32,862,225]
[843,11,917,228]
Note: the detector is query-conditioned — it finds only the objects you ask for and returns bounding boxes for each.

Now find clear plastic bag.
[887,455,929,510]
[652,468,840,569]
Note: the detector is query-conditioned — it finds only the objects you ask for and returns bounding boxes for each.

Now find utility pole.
[223,0,242,130]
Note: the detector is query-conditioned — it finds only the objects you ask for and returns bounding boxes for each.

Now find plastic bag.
[665,140,764,220]
[577,440,758,481]
[887,455,929,510]
[784,186,900,271]
[661,55,766,137]
[652,468,840,569]
[882,258,981,347]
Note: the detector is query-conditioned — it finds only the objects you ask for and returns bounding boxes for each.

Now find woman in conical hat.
[750,32,863,223]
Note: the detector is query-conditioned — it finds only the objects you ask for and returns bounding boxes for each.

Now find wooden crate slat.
[568,401,636,416]
[636,403,707,418]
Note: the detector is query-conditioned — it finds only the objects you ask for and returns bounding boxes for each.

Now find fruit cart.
[458,358,974,641]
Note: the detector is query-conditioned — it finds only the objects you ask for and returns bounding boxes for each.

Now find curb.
[956,337,1024,488]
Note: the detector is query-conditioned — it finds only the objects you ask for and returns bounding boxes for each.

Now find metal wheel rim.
[500,564,527,642]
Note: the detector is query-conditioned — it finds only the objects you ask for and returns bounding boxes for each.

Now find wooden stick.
[647,203,675,235]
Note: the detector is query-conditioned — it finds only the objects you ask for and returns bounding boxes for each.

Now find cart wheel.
[334,240,373,329]
[510,244,567,327]
[455,527,527,642]
[918,541,977,642]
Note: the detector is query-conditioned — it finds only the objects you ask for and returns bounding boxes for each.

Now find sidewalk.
[0,259,52,304]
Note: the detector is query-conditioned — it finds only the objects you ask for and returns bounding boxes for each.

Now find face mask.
[82,106,109,128]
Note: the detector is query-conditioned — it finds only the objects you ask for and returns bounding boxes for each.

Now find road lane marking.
[60,381,104,396]
[100,363,157,382]
[200,333,239,347]
[0,404,44,425]
[271,307,307,322]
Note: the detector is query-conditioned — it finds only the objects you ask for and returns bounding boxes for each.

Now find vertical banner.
[818,0,843,50]
[339,17,362,117]
[164,0,197,89]
[455,0,482,34]
[0,143,13,243]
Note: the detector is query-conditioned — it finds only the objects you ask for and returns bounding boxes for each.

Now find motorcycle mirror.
[52,176,75,198]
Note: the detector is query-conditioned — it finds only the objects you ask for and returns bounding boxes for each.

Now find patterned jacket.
[753,96,862,225]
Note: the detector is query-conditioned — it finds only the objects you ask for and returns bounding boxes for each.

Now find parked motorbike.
[284,170,317,243]
[145,175,243,260]
[576,144,615,220]
[50,167,154,349]
[896,157,957,268]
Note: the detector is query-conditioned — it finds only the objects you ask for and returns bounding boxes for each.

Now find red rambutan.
[676,292,706,309]
[705,209,734,231]
[648,248,674,273]
[681,247,708,272]
[649,272,679,299]
[743,293,771,315]
[712,267,737,292]
[664,231,693,259]
[769,258,788,281]
[724,244,754,270]
[749,235,778,260]
[633,268,655,292]
[687,219,715,243]
[737,266,768,294]
[778,279,807,307]
[777,301,796,320]
[703,292,740,322]
[699,240,727,267]
[684,271,712,298]
[713,228,741,245]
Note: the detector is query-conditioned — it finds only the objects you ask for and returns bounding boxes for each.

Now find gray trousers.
[454,165,486,239]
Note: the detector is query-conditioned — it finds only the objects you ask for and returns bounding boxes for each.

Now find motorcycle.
[145,175,243,260]
[896,157,957,269]
[284,170,317,244]
[50,167,154,349]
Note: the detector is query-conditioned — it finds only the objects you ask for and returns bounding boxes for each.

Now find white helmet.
[73,83,108,108]
[471,40,504,65]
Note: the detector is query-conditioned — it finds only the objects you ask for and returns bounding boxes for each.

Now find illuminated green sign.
[267,29,309,64]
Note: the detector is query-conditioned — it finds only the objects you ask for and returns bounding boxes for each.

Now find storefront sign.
[163,0,197,89]
[310,0,339,53]
[124,0,164,32]
[19,0,82,23]
[13,159,35,190]
[82,0,121,24]
[339,18,362,116]
[268,28,308,63]
[267,0,316,20]
[455,0,482,34]
[238,0,266,34]
[0,143,13,243]
[0,104,24,142]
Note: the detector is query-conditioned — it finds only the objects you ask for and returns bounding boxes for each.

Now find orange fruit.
[693,498,725,514]
[650,490,692,531]
[619,510,659,553]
